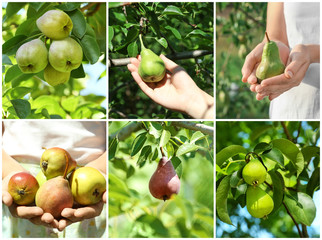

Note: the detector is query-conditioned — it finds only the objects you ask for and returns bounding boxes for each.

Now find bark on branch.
[108,50,213,67]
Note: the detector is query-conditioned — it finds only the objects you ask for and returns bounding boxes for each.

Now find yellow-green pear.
[49,37,83,72]
[36,10,73,40]
[246,186,274,218]
[138,34,166,82]
[69,167,106,205]
[256,32,285,83]
[242,159,267,186]
[35,171,47,187]
[16,39,48,73]
[44,64,70,86]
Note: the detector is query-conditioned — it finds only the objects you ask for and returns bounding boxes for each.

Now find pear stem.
[160,147,165,157]
[139,34,146,51]
[63,152,69,179]
[265,32,270,42]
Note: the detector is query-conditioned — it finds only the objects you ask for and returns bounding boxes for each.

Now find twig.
[281,121,292,141]
[283,202,303,238]
[108,50,213,67]
[294,122,302,143]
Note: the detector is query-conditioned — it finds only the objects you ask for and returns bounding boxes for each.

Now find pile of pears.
[242,158,274,218]
[256,32,285,83]
[15,10,83,86]
[8,147,106,220]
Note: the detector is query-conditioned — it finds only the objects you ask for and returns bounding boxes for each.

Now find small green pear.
[256,32,285,83]
[242,159,267,186]
[138,34,166,82]
[246,186,274,218]
[16,39,48,73]
[44,64,70,86]
[49,37,83,72]
[36,10,73,40]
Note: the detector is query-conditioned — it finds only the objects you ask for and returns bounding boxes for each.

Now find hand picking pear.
[256,32,285,83]
[16,39,48,73]
[242,159,267,186]
[138,34,166,82]
[149,156,180,201]
[246,186,274,218]
[44,64,70,86]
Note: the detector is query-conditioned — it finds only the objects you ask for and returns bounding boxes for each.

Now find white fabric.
[269,2,320,119]
[2,121,106,165]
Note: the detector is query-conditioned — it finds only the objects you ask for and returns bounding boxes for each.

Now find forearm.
[185,89,214,119]
[306,44,320,63]
[266,3,288,46]
[85,152,106,174]
[2,149,26,179]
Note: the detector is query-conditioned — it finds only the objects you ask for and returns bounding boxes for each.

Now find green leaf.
[109,138,118,160]
[61,96,80,112]
[108,2,124,8]
[80,35,100,64]
[131,132,147,156]
[216,145,247,166]
[186,29,210,38]
[301,146,320,164]
[69,9,87,38]
[162,5,184,16]
[254,142,272,154]
[165,142,175,158]
[31,96,67,118]
[6,87,32,99]
[154,37,168,48]
[2,55,12,65]
[108,26,114,51]
[284,192,316,226]
[190,131,205,143]
[230,170,242,188]
[137,145,152,167]
[56,3,81,11]
[148,10,161,37]
[160,130,171,147]
[2,35,27,55]
[216,176,233,225]
[4,65,33,84]
[165,26,182,39]
[176,143,199,157]
[263,148,284,167]
[136,214,169,237]
[171,157,182,178]
[127,41,138,57]
[15,18,37,36]
[71,64,85,78]
[307,167,320,197]
[271,139,304,176]
[6,2,26,19]
[10,99,31,119]
[250,125,272,141]
[268,170,284,214]
[148,122,162,139]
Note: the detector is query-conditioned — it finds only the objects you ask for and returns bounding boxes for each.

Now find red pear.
[149,157,181,201]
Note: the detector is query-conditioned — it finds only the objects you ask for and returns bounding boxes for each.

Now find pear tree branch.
[108,50,213,67]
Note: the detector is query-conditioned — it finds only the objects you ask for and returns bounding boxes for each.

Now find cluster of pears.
[242,158,274,218]
[256,32,285,83]
[15,10,83,86]
[138,34,166,83]
[8,147,106,220]
[149,156,180,201]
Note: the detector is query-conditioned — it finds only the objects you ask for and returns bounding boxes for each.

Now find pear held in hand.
[44,64,70,86]
[246,186,274,218]
[16,39,48,73]
[35,176,73,219]
[69,167,106,205]
[49,37,83,72]
[36,10,73,40]
[256,32,285,83]
[138,34,166,82]
[149,156,180,201]
[242,159,267,186]
[40,147,77,180]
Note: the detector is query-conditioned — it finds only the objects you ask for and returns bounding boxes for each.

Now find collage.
[1,1,320,239]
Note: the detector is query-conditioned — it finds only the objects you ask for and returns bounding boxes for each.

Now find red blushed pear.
[149,156,181,201]
[8,172,39,205]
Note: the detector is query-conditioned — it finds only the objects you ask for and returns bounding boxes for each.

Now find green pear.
[44,64,70,86]
[49,37,83,72]
[16,39,48,73]
[36,10,73,40]
[242,159,267,186]
[246,186,274,218]
[138,34,166,82]
[69,167,106,205]
[35,171,47,187]
[256,32,285,83]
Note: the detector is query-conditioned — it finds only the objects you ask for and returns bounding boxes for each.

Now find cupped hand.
[127,55,213,119]
[241,40,290,93]
[58,191,106,231]
[2,173,59,229]
[255,44,311,100]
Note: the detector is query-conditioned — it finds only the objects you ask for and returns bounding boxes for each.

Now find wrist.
[184,89,214,119]
[305,44,320,63]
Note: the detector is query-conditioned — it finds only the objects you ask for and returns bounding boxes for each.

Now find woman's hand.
[128,55,214,119]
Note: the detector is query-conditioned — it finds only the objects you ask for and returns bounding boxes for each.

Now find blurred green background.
[216,2,270,119]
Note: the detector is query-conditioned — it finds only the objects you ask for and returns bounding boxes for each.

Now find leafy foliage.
[2,2,106,119]
[216,121,320,238]
[109,2,214,119]
[109,121,214,237]
[216,3,269,119]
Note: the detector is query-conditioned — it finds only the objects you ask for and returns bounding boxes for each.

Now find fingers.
[284,57,305,79]
[102,192,106,203]
[160,54,185,74]
[29,213,59,229]
[61,202,104,223]
[58,218,73,231]
[241,43,264,82]
[11,206,43,219]
[2,191,13,206]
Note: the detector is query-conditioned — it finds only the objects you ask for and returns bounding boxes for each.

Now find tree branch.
[283,202,303,238]
[281,121,292,141]
[108,50,213,67]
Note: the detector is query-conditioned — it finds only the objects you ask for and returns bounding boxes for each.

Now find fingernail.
[287,71,293,79]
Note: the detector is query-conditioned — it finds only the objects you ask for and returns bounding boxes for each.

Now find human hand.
[2,172,59,229]
[58,191,106,231]
[241,40,290,94]
[127,54,213,119]
[255,44,313,100]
